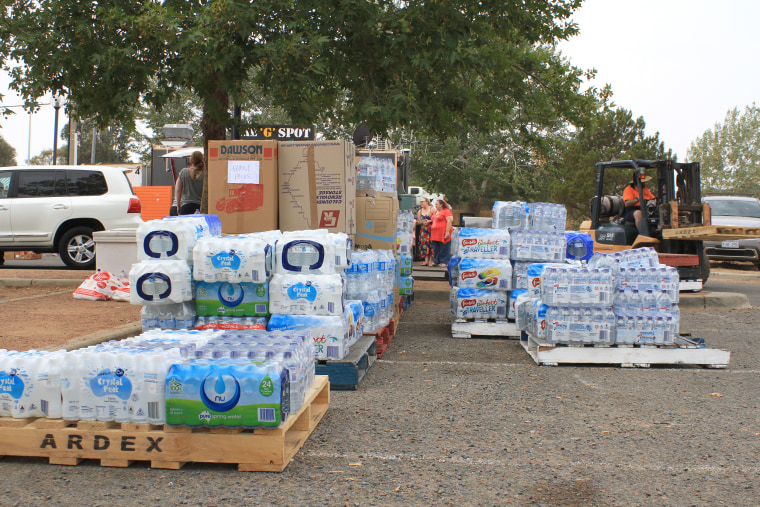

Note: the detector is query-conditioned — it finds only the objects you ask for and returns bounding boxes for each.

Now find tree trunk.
[200,83,229,214]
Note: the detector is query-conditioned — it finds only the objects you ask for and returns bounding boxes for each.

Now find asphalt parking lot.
[1,268,758,506]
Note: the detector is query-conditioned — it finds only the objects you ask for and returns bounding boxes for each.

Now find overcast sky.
[1,0,759,164]
[559,0,760,160]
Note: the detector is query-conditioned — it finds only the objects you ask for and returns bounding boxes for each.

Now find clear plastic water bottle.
[670,303,680,335]
[627,288,641,313]
[141,305,159,329]
[642,289,657,316]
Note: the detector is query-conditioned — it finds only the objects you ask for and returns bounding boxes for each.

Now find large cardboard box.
[278,140,356,234]
[354,195,399,250]
[207,140,278,234]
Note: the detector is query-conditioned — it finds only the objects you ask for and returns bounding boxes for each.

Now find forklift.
[580,159,711,289]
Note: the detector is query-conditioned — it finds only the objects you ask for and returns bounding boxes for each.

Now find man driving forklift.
[623,172,655,230]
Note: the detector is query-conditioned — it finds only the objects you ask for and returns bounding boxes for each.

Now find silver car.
[702,195,760,268]
[0,165,143,269]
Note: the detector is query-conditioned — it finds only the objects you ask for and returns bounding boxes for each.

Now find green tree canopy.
[0,135,17,166]
[547,105,671,225]
[686,103,760,195]
[58,117,135,165]
[0,0,587,153]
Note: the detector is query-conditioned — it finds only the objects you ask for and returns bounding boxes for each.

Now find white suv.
[0,165,143,269]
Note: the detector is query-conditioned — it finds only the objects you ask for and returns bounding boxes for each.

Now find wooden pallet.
[520,334,730,368]
[661,225,760,241]
[315,335,377,390]
[0,375,330,472]
[451,319,521,339]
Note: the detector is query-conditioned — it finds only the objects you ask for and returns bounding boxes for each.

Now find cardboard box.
[354,195,399,250]
[277,140,356,234]
[207,140,278,235]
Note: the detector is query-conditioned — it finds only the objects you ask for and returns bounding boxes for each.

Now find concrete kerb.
[43,322,143,352]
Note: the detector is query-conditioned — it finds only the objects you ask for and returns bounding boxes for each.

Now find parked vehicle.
[702,194,760,268]
[407,186,446,207]
[0,165,143,269]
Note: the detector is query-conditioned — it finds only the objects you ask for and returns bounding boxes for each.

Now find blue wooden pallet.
[315,334,377,390]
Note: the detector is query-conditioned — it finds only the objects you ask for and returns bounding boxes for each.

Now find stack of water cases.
[589,248,681,346]
[131,216,217,331]
[341,249,395,334]
[395,210,415,305]
[448,228,511,321]
[0,328,315,427]
[0,329,222,422]
[192,230,279,331]
[356,155,397,194]
[165,329,316,427]
[266,230,365,361]
[535,266,616,345]
[493,201,568,297]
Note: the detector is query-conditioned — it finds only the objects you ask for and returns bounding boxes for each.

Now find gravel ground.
[1,292,759,507]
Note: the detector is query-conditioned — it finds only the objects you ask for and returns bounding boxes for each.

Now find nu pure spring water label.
[195,281,269,317]
[165,363,289,428]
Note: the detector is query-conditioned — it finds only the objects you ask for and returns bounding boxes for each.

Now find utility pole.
[91,127,97,164]
[52,96,61,165]
[68,115,78,165]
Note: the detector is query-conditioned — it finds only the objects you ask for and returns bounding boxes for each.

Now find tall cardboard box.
[278,140,356,235]
[207,140,278,234]
[354,195,399,250]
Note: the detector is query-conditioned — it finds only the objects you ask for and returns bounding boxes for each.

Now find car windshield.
[707,199,760,218]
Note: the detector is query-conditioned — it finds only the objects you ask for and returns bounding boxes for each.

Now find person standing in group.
[430,199,454,267]
[175,151,205,215]
[416,198,437,266]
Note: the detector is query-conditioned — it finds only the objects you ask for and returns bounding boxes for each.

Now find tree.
[27,149,56,166]
[687,104,760,195]
[59,118,135,165]
[547,104,671,225]
[1,0,588,212]
[0,135,16,166]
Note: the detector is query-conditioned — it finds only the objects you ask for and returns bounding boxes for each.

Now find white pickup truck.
[407,186,446,207]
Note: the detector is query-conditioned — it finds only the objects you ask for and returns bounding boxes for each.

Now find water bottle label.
[88,369,132,399]
[286,283,318,302]
[210,251,242,271]
[0,372,25,399]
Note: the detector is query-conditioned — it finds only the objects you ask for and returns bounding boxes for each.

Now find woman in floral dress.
[416,198,436,266]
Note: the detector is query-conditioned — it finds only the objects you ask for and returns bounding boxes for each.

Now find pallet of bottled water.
[449,287,522,338]
[0,331,330,471]
[515,298,730,367]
